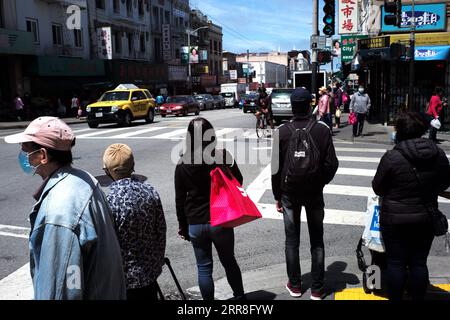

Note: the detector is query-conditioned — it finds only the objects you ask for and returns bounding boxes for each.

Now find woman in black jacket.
[174,117,245,300]
[372,112,450,300]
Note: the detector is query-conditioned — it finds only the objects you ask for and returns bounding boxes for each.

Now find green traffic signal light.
[323,0,335,36]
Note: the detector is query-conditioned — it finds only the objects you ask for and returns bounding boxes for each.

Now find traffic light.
[318,50,332,64]
[384,0,402,27]
[323,0,335,36]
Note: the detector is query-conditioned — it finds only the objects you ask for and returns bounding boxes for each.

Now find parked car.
[242,93,260,113]
[194,94,215,110]
[86,84,156,128]
[213,95,225,109]
[160,95,200,117]
[271,88,295,124]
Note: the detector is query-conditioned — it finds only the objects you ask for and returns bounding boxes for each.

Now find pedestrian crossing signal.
[323,0,335,36]
[318,50,332,64]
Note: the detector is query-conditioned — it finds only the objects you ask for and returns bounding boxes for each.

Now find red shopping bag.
[349,112,357,125]
[210,167,262,228]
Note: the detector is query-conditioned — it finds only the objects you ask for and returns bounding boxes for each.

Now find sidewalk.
[0,117,87,130]
[186,255,450,301]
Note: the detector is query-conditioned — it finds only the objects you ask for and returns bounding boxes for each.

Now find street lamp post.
[408,0,416,111]
[187,26,210,93]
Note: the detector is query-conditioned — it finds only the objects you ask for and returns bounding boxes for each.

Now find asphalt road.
[0,109,449,299]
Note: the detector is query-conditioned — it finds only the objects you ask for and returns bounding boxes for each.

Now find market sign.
[33,57,105,77]
[341,35,368,63]
[96,27,112,60]
[338,0,359,35]
[381,3,447,33]
[414,46,450,61]
[390,32,450,46]
[162,24,171,62]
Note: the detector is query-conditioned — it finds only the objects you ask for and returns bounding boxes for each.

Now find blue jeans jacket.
[29,166,126,300]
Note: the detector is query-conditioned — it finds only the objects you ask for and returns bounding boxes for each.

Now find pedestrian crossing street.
[247,141,450,227]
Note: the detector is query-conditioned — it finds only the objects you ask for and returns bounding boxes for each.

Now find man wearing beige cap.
[103,143,166,300]
[5,117,126,300]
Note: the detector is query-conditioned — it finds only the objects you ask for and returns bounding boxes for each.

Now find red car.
[160,95,201,117]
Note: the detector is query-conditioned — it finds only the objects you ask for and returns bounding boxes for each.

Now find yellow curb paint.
[335,288,388,301]
[335,285,450,300]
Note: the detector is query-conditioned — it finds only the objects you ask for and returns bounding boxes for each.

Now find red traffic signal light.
[323,0,335,36]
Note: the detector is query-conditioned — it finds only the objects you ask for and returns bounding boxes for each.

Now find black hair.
[183,117,217,164]
[292,100,311,116]
[30,142,74,166]
[434,87,444,96]
[395,112,428,142]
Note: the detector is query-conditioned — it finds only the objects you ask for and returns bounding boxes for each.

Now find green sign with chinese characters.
[34,57,105,77]
[341,35,368,63]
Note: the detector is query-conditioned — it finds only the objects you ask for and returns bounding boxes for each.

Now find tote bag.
[362,196,385,253]
[210,167,262,228]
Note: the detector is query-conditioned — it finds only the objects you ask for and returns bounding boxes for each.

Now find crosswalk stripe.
[335,147,387,153]
[215,128,239,137]
[73,128,94,134]
[338,156,381,163]
[0,232,28,239]
[112,127,166,138]
[337,168,377,177]
[149,128,187,140]
[77,127,131,138]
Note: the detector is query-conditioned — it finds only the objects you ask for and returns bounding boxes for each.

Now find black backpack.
[283,120,321,192]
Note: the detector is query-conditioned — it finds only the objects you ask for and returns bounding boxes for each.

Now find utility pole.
[408,0,416,111]
[311,0,319,102]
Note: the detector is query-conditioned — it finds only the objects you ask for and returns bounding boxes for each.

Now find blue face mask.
[390,132,398,144]
[18,150,41,176]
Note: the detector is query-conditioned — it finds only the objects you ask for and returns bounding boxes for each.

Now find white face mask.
[358,88,365,94]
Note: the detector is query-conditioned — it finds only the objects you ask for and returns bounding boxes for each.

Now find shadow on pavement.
[226,290,277,301]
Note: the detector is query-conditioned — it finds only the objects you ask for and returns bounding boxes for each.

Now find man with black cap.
[271,87,339,300]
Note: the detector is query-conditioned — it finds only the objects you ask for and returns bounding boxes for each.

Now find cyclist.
[255,88,275,130]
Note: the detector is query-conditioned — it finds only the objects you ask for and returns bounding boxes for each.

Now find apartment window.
[96,0,105,10]
[52,23,63,46]
[128,33,134,55]
[126,0,132,17]
[113,0,120,13]
[138,0,145,17]
[26,19,39,44]
[0,0,4,28]
[152,6,159,27]
[74,29,83,48]
[219,42,222,55]
[140,34,145,53]
[210,40,213,52]
[214,41,218,54]
[175,48,180,59]
[165,11,170,24]
[154,38,161,62]
[114,32,122,54]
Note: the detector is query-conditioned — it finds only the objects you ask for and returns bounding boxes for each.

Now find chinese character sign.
[162,24,171,62]
[97,27,112,60]
[338,0,359,34]
[341,35,368,63]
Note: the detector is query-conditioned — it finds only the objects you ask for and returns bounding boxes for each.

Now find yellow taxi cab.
[86,84,156,128]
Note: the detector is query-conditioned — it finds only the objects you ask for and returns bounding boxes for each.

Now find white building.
[248,61,287,88]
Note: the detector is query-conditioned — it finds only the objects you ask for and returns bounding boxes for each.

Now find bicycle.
[256,112,272,139]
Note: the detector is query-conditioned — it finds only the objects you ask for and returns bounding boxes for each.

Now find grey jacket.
[350,92,371,114]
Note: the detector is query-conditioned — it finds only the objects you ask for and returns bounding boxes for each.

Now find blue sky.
[190,0,322,54]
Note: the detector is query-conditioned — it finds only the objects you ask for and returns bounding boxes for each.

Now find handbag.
[210,167,262,228]
[349,112,357,125]
[335,108,342,118]
[431,118,441,130]
[401,153,448,237]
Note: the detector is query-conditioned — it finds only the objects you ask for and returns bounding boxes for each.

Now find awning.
[415,46,450,61]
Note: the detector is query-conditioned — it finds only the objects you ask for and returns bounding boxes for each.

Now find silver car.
[271,88,295,124]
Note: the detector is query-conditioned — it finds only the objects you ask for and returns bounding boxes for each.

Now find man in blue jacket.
[5,117,126,300]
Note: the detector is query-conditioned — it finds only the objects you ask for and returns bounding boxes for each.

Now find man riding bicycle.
[255,88,275,130]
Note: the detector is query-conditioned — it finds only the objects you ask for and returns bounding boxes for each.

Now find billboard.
[189,46,199,64]
[381,3,447,33]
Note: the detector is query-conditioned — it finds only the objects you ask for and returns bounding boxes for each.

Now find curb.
[0,119,87,131]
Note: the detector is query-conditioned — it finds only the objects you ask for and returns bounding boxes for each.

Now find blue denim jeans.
[189,224,244,300]
[281,194,325,292]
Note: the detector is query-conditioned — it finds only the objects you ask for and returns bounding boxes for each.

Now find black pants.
[281,194,325,292]
[381,223,434,300]
[127,282,159,300]
[353,113,366,137]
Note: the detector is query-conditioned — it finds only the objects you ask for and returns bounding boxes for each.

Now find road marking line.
[338,156,381,163]
[246,164,272,204]
[72,128,94,134]
[77,127,131,138]
[0,232,28,239]
[111,127,166,138]
[215,128,239,137]
[0,263,33,300]
[0,224,29,231]
[0,224,29,239]
[337,168,377,177]
[149,128,187,140]
[335,147,387,153]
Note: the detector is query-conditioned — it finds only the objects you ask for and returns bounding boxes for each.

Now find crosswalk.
[248,141,450,226]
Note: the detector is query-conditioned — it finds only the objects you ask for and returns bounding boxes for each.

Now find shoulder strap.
[304,119,317,133]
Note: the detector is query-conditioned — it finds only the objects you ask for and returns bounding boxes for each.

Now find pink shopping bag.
[349,112,357,125]
[210,167,262,228]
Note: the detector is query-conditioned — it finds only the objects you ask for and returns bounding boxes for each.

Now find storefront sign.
[181,46,189,64]
[168,65,187,81]
[338,0,359,35]
[359,36,390,50]
[414,46,450,61]
[112,61,168,83]
[162,24,171,62]
[341,35,368,63]
[97,27,112,60]
[381,3,447,33]
[229,70,238,80]
[33,57,105,77]
[390,32,450,46]
[0,28,35,55]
